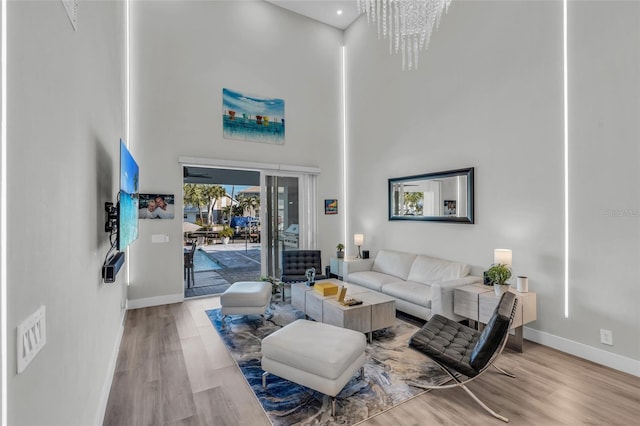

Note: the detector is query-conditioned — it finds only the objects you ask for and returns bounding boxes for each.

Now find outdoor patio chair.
[184,240,196,288]
[408,291,518,423]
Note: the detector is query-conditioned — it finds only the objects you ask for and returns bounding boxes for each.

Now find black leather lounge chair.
[409,291,518,423]
[279,250,328,302]
[280,250,327,283]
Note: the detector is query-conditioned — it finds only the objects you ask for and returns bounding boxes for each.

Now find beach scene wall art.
[222,88,285,145]
[325,199,338,215]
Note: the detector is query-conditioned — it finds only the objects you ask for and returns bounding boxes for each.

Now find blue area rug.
[206,303,450,426]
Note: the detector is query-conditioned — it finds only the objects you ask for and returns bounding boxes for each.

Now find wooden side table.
[454,284,537,352]
[329,258,369,279]
[329,258,345,279]
[454,284,492,326]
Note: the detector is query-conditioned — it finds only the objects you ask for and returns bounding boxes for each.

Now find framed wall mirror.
[388,167,474,223]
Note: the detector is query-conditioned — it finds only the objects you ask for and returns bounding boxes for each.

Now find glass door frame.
[260,171,317,278]
[178,155,320,278]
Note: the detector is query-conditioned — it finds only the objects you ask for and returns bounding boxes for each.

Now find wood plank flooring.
[103,297,640,426]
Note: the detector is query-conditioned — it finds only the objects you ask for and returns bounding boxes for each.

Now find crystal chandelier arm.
[359,0,453,70]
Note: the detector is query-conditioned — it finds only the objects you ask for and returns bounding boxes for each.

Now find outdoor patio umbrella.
[183,221,202,233]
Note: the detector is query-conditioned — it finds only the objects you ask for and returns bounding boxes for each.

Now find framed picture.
[443,200,456,216]
[325,199,338,215]
[222,88,285,145]
[139,194,175,219]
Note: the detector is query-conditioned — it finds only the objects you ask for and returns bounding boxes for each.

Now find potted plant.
[219,226,234,244]
[336,243,345,259]
[260,275,281,296]
[486,263,512,296]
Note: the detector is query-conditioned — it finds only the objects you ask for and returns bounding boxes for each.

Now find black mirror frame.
[388,167,475,224]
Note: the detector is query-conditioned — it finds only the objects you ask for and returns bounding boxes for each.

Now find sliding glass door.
[179,157,319,288]
[262,173,316,279]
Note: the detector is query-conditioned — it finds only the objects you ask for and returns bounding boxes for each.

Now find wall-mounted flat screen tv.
[118,139,139,250]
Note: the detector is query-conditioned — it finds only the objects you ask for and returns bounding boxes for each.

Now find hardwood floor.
[103,296,640,426]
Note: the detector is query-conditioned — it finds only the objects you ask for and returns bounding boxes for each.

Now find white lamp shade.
[354,234,364,246]
[494,249,512,266]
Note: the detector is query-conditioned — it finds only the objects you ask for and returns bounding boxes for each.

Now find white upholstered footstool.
[261,319,367,416]
[220,281,272,322]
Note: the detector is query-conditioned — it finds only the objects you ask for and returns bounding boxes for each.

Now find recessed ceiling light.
[337,10,343,15]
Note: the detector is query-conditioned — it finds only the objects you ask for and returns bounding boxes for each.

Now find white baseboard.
[126,293,183,310]
[94,307,126,426]
[524,327,640,377]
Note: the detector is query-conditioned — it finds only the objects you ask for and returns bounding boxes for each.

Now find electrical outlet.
[17,306,47,373]
[600,329,613,346]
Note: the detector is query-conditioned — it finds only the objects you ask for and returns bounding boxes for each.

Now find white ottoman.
[261,319,367,416]
[220,281,272,322]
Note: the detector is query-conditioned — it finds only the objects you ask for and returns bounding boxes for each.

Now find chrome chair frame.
[410,294,518,423]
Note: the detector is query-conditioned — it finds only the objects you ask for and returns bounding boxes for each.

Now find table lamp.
[494,249,512,266]
[354,234,364,258]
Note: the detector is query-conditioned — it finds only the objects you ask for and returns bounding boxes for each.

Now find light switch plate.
[151,234,169,243]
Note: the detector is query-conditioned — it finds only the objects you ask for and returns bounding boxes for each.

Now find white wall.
[567,0,640,360]
[7,1,126,425]
[345,0,639,367]
[128,1,344,304]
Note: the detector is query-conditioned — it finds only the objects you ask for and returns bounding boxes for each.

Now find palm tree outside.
[184,183,206,224]
[183,181,262,298]
[184,183,231,226]
[201,184,227,225]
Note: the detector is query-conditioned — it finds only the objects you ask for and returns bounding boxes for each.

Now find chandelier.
[356,0,453,70]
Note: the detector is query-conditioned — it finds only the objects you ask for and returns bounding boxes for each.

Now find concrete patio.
[184,241,262,298]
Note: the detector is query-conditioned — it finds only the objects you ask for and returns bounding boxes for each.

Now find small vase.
[337,251,344,259]
[494,284,509,296]
[517,276,529,293]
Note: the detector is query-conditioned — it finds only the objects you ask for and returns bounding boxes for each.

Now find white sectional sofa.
[343,249,482,321]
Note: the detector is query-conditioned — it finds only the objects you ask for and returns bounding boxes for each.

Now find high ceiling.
[264,0,362,30]
[185,3,361,186]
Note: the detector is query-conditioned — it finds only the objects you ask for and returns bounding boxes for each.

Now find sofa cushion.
[371,250,417,281]
[347,271,400,292]
[381,280,432,308]
[407,255,470,284]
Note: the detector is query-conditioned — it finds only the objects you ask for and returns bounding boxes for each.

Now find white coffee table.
[291,279,396,341]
